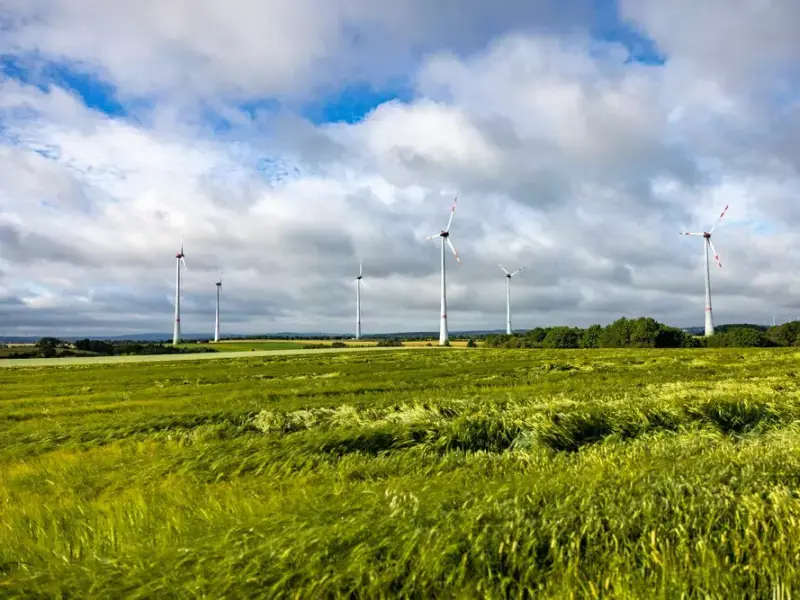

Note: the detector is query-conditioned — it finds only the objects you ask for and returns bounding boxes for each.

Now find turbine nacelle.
[500,265,524,278]
[426,197,460,264]
[354,259,365,284]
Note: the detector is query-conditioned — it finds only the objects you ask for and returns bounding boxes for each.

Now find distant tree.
[715,323,767,334]
[629,317,662,348]
[707,327,775,348]
[542,327,581,349]
[580,324,603,348]
[524,327,548,346]
[682,335,706,348]
[767,322,800,347]
[75,339,114,355]
[654,324,691,348]
[466,338,477,348]
[599,318,633,348]
[36,337,63,358]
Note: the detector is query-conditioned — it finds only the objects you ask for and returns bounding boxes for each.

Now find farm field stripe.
[0,345,450,368]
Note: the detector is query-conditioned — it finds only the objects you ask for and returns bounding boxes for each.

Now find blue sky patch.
[1,54,128,116]
[303,82,412,125]
[591,0,665,65]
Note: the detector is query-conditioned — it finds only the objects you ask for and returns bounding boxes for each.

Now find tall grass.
[2,348,800,597]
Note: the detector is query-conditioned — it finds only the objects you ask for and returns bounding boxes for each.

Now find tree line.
[0,338,218,359]
[484,318,800,349]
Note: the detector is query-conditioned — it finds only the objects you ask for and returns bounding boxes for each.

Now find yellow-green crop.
[2,348,800,598]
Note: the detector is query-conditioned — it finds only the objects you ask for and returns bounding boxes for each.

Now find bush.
[707,327,775,348]
[376,338,404,347]
[466,339,477,348]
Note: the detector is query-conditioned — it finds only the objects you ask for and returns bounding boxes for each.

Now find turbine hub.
[703,232,711,239]
[441,231,449,238]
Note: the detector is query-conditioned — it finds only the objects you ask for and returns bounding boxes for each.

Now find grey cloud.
[1,0,596,100]
[0,220,96,266]
[620,0,800,91]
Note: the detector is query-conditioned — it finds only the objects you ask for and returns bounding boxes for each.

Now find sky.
[1,0,800,337]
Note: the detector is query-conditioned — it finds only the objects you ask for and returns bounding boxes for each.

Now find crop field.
[2,348,800,597]
[0,345,426,368]
[190,339,469,351]
[186,340,320,352]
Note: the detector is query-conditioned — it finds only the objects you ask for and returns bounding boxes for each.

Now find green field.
[184,340,313,352]
[0,345,423,367]
[3,348,800,597]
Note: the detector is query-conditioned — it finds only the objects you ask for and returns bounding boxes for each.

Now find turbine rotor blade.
[709,204,729,234]
[708,238,722,268]
[499,264,510,275]
[359,259,363,278]
[180,257,187,269]
[426,233,440,240]
[511,266,525,277]
[446,237,460,264]
[445,196,458,233]
[679,232,704,236]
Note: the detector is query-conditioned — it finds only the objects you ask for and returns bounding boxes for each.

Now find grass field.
[0,345,430,367]
[3,348,800,597]
[186,340,317,352]
[188,339,469,351]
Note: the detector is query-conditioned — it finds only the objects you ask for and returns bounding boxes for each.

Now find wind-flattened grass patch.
[689,397,782,434]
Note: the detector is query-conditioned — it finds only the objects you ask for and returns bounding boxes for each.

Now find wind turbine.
[354,260,365,340]
[426,197,461,346]
[172,242,186,346]
[499,265,524,335]
[680,205,728,337]
[214,270,222,343]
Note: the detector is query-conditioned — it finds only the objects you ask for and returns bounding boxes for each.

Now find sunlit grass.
[2,348,800,597]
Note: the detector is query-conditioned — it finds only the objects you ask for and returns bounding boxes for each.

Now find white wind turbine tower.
[680,205,728,337]
[354,260,365,340]
[499,265,524,335]
[214,270,222,343]
[426,197,461,346]
[172,242,187,346]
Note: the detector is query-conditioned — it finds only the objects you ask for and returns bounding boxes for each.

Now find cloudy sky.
[0,0,799,337]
